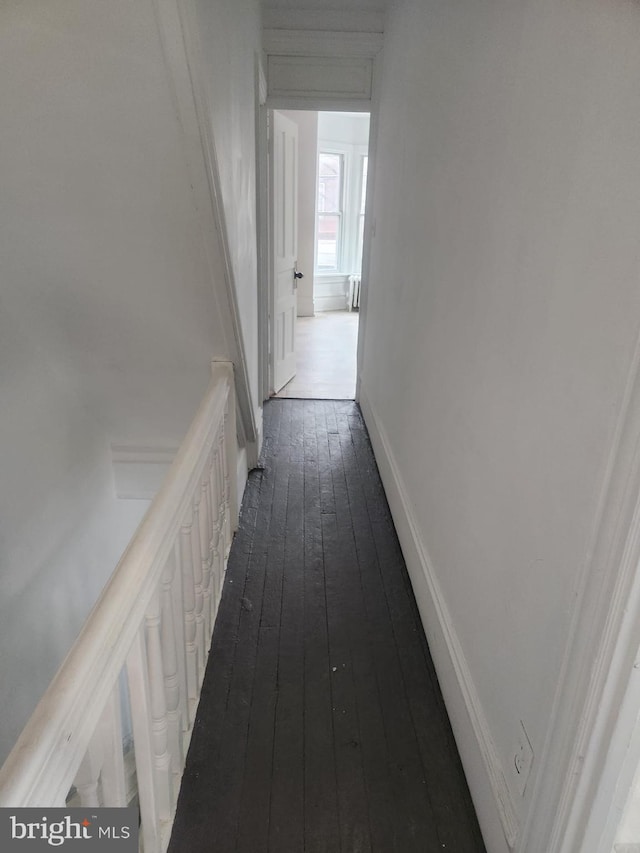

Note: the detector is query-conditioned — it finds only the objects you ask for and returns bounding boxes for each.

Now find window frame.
[315,149,345,273]
[315,140,368,276]
[356,153,368,274]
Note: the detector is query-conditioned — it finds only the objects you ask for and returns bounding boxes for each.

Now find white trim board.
[262,9,385,34]
[266,94,373,113]
[267,55,373,103]
[256,59,269,403]
[355,50,382,402]
[359,388,518,853]
[257,103,271,401]
[263,29,383,59]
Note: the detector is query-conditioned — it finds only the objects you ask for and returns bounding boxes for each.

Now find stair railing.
[0,361,238,853]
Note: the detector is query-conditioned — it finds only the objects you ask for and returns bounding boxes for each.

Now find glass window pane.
[317,213,340,269]
[318,153,342,213]
[319,152,341,178]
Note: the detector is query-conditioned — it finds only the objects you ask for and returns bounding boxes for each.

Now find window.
[316,152,343,271]
[357,155,368,272]
[315,146,369,275]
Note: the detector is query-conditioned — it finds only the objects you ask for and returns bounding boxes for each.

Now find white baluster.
[223,373,239,535]
[170,540,190,741]
[97,684,128,806]
[180,520,198,724]
[190,494,206,680]
[127,593,172,831]
[198,475,213,644]
[208,448,222,610]
[217,431,228,563]
[73,739,103,807]
[127,629,162,853]
[221,415,232,552]
[145,591,172,821]
[161,552,183,781]
[205,451,217,619]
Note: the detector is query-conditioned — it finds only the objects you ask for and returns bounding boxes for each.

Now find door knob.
[294,270,304,279]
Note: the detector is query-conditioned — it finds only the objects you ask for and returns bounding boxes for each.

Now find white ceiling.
[263,0,389,11]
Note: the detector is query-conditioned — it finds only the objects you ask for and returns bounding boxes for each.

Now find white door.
[270,111,299,393]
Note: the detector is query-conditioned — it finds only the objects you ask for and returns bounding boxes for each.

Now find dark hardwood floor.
[168,399,486,853]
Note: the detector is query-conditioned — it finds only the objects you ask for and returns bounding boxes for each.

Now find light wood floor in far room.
[274,310,359,399]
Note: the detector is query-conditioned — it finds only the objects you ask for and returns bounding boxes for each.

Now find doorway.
[266,109,371,401]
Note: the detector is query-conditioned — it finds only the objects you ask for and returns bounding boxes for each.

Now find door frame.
[255,55,270,406]
[256,59,382,403]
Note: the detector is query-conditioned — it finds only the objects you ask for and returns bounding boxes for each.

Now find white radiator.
[348,275,361,311]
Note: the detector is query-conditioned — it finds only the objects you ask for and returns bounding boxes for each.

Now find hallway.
[169,399,485,853]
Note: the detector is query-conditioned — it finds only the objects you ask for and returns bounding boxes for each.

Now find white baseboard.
[314,295,348,312]
[359,387,519,853]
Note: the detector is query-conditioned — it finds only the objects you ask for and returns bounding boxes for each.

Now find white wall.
[189,0,263,416]
[0,0,261,766]
[264,0,386,9]
[318,111,370,148]
[361,0,640,850]
[279,111,318,317]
